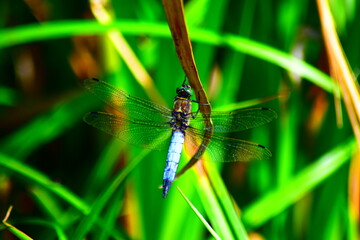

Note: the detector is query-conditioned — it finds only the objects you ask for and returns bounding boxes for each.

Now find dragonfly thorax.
[170,97,192,133]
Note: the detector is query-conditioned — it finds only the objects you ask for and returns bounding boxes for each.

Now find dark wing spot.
[258,144,266,149]
[91,78,100,82]
[261,107,269,110]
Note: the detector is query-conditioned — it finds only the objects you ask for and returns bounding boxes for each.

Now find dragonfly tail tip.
[162,179,172,198]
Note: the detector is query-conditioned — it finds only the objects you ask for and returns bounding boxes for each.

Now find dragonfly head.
[176,84,192,99]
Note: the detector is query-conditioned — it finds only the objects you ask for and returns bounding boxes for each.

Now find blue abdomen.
[162,130,185,198]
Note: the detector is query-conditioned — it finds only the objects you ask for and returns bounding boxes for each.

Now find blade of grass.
[89,0,164,105]
[317,0,360,147]
[204,160,249,240]
[2,206,33,240]
[0,20,333,93]
[213,93,285,111]
[84,138,125,199]
[97,187,126,240]
[348,152,360,234]
[323,187,346,240]
[30,186,64,223]
[191,0,228,84]
[2,223,34,240]
[71,147,151,240]
[0,92,97,159]
[216,0,257,106]
[18,219,68,240]
[271,90,300,235]
[157,166,202,240]
[242,138,357,228]
[277,92,300,186]
[177,187,222,240]
[0,153,90,214]
[194,162,235,240]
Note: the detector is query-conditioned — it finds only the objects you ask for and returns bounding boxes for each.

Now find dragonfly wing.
[84,112,172,151]
[83,78,173,122]
[185,127,272,162]
[190,108,277,133]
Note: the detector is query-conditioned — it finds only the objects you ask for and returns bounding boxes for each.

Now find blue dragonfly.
[83,78,277,198]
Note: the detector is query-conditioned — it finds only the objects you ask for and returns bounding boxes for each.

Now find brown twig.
[2,206,34,240]
[317,0,360,148]
[162,0,213,178]
[317,0,360,225]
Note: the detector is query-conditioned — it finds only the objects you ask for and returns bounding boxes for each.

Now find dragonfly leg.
[190,92,211,119]
[191,104,200,119]
[182,75,187,85]
[190,95,200,119]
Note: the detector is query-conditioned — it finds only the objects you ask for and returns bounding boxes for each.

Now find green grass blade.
[2,223,33,240]
[0,93,97,159]
[158,171,202,240]
[192,0,229,83]
[194,165,235,240]
[18,219,68,240]
[71,148,150,240]
[84,138,126,198]
[0,20,332,93]
[205,161,249,240]
[242,138,357,228]
[276,93,300,185]
[177,187,222,240]
[2,206,34,240]
[97,188,125,240]
[0,20,170,49]
[217,33,333,92]
[0,153,89,213]
[30,186,64,223]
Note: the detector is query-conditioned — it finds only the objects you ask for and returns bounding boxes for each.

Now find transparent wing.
[83,78,173,122]
[84,112,172,150]
[190,108,277,133]
[185,127,272,162]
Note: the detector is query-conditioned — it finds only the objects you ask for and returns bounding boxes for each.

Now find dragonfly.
[83,78,277,198]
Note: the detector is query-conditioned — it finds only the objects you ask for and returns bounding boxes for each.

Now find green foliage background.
[0,0,359,239]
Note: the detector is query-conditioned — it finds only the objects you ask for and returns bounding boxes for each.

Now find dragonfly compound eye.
[176,85,192,98]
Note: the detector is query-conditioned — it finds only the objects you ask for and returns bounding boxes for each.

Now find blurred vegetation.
[0,0,359,239]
